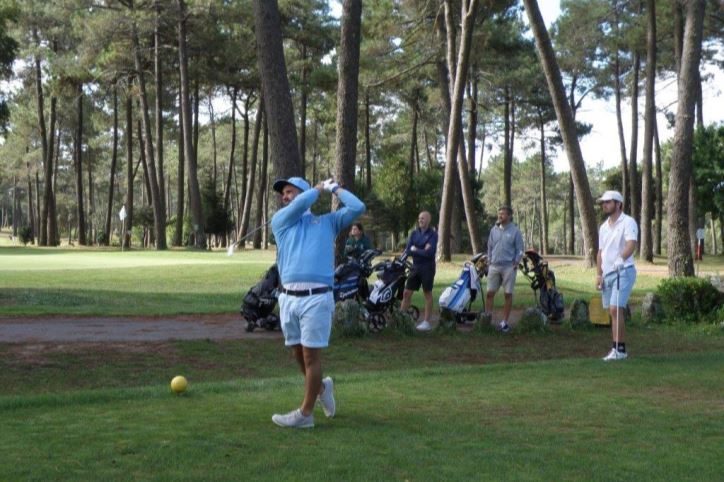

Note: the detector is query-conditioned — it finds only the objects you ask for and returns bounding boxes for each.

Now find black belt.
[280,286,332,297]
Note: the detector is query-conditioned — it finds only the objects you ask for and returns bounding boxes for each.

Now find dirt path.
[0,313,281,343]
[0,309,545,343]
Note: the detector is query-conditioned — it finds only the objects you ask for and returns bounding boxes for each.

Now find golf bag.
[439,253,488,324]
[240,264,280,332]
[333,249,381,302]
[518,250,565,322]
[364,251,419,330]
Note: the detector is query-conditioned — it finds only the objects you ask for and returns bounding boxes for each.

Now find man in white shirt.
[596,190,638,361]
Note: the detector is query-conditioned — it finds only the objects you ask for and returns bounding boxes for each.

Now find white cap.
[597,190,623,203]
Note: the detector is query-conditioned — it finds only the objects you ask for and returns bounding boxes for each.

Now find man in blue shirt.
[270,176,365,428]
[486,206,524,333]
[400,211,438,331]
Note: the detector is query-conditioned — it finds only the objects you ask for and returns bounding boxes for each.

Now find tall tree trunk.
[75,82,87,245]
[223,86,238,212]
[131,7,166,250]
[629,49,641,227]
[467,70,478,177]
[567,175,574,254]
[539,117,549,255]
[254,114,269,249]
[105,86,119,244]
[434,9,454,260]
[155,5,165,218]
[252,0,302,181]
[124,82,134,249]
[667,0,704,277]
[613,2,629,207]
[239,98,264,246]
[173,89,185,247]
[33,33,50,247]
[88,147,95,244]
[209,95,218,188]
[238,95,251,230]
[365,90,372,189]
[639,0,656,262]
[438,0,481,256]
[409,94,418,178]
[178,0,206,248]
[333,0,363,261]
[653,116,663,255]
[503,87,512,206]
[26,160,36,244]
[299,43,308,176]
[47,94,58,246]
[523,0,598,266]
[193,80,200,162]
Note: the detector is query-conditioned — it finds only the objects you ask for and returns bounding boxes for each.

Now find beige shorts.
[486,264,517,294]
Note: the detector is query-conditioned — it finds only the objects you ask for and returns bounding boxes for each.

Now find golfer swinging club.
[270,176,365,428]
[596,190,638,361]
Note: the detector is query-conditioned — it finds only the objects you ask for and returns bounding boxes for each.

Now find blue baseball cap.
[273,176,310,194]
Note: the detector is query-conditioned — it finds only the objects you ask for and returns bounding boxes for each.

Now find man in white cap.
[270,176,365,428]
[596,190,638,361]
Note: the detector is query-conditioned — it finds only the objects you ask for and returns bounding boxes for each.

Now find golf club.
[227,220,272,256]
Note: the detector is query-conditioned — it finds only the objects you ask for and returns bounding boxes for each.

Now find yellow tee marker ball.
[170,375,188,394]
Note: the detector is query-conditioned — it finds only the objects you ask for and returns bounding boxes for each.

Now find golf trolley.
[439,252,489,325]
[518,250,565,322]
[240,264,281,332]
[363,251,420,331]
[333,249,381,303]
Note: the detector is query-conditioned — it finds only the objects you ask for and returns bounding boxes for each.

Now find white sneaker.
[416,320,432,331]
[317,377,336,418]
[497,321,510,333]
[272,408,314,428]
[602,348,628,361]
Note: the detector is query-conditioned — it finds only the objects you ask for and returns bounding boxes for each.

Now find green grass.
[4,245,721,316]
[1,349,722,480]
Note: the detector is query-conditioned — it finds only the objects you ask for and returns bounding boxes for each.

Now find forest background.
[0,0,721,277]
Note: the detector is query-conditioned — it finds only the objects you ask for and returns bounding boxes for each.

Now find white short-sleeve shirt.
[599,213,638,276]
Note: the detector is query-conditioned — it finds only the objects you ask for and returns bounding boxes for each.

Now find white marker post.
[696,227,705,275]
[119,205,127,252]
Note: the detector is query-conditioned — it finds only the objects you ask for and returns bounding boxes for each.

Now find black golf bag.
[364,251,419,331]
[439,252,489,324]
[518,250,565,322]
[240,264,280,332]
[333,249,381,302]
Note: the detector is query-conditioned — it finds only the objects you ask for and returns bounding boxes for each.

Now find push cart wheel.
[245,321,256,333]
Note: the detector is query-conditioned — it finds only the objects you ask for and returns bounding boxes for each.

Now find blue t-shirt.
[271,188,365,287]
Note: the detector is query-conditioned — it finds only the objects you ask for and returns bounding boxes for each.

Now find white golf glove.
[613,256,625,271]
[322,178,340,193]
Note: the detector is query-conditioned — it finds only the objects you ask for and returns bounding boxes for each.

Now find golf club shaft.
[232,220,271,248]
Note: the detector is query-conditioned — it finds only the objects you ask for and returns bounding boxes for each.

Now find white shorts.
[278,292,335,348]
[486,264,518,294]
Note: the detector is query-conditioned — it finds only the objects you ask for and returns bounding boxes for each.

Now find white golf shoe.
[602,348,628,361]
[416,320,432,331]
[272,408,314,428]
[318,377,336,418]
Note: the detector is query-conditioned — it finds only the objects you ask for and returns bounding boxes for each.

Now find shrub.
[332,300,368,338]
[566,299,592,329]
[387,307,415,336]
[472,311,496,334]
[513,307,549,334]
[18,225,33,245]
[656,277,722,323]
[96,231,109,246]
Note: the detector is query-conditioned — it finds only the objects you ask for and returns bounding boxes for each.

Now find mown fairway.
[1,350,722,481]
[2,246,723,480]
[0,246,701,316]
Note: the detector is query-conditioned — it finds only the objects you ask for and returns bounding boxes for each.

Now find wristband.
[332,186,339,194]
